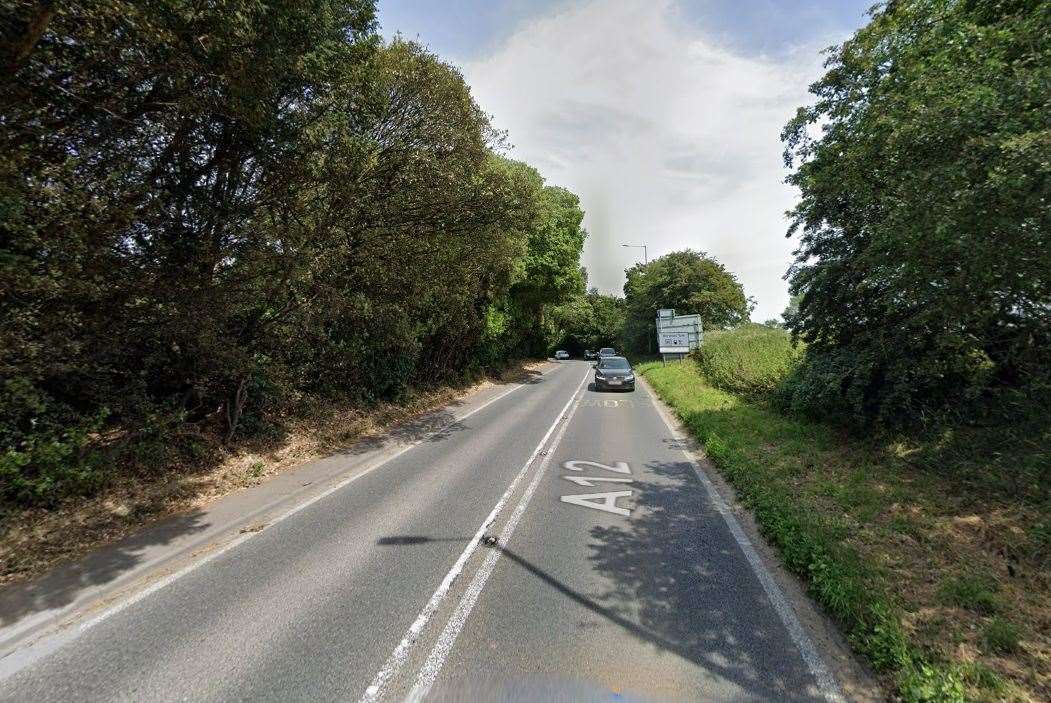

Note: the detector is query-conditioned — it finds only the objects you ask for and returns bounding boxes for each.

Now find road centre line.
[360,365,592,703]
[404,365,591,702]
[0,369,536,682]
[640,379,845,703]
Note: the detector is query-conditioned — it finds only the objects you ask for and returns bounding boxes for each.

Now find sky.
[377,0,875,321]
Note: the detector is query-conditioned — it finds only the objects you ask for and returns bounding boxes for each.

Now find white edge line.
[639,378,845,703]
[405,367,588,702]
[360,365,591,703]
[0,370,535,680]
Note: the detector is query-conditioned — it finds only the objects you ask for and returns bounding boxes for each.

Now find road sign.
[656,312,702,356]
[658,331,690,352]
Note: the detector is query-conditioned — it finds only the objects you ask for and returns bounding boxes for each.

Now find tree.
[781,294,802,325]
[502,168,588,355]
[551,290,626,354]
[0,2,588,505]
[622,250,751,353]
[781,0,1050,425]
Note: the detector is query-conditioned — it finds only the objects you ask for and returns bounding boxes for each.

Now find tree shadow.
[379,459,829,703]
[341,370,548,456]
[0,509,209,632]
[0,366,553,643]
[582,458,825,700]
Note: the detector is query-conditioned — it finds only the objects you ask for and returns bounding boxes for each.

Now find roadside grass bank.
[692,323,803,398]
[0,360,549,587]
[639,361,1049,703]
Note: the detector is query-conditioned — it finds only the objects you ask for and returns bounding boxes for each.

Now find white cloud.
[463,0,831,321]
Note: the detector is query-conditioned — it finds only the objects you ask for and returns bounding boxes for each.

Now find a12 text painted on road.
[560,460,634,516]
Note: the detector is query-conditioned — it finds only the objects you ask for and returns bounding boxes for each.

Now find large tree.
[622,250,751,353]
[781,0,1050,424]
[0,2,587,505]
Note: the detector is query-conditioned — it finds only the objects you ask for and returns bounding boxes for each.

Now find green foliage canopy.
[781,0,1051,425]
[0,1,587,505]
[551,289,626,354]
[622,250,752,353]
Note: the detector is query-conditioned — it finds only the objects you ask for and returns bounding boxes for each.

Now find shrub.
[937,575,1000,615]
[982,617,1020,654]
[782,0,1051,428]
[692,324,803,398]
[0,412,108,506]
[898,663,966,703]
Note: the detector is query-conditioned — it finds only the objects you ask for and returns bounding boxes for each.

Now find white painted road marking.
[402,368,593,703]
[560,490,633,516]
[560,460,635,515]
[562,475,633,487]
[641,378,845,703]
[360,365,592,703]
[563,459,631,474]
[579,398,635,408]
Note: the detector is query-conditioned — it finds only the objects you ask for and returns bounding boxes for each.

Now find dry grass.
[0,360,549,587]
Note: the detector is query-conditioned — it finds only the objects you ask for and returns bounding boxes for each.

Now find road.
[0,360,844,702]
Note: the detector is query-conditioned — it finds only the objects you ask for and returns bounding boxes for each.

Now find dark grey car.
[593,356,635,392]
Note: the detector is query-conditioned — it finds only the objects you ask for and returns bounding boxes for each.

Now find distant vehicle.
[597,347,616,358]
[583,349,597,360]
[554,350,570,360]
[593,356,635,392]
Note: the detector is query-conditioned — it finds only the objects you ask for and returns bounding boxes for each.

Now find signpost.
[655,309,702,362]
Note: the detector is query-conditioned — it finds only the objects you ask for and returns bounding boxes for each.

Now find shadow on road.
[341,368,547,456]
[376,458,826,702]
[0,367,550,636]
[0,510,210,631]
[583,458,825,701]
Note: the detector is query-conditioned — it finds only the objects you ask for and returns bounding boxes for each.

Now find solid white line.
[640,379,845,703]
[0,371,536,682]
[360,365,591,703]
[405,369,588,702]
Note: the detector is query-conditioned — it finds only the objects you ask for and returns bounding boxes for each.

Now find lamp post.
[621,243,648,264]
[622,243,652,353]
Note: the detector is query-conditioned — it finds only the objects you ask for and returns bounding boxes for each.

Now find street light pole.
[621,243,648,264]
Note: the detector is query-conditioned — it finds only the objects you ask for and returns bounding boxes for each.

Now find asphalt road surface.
[0,361,845,702]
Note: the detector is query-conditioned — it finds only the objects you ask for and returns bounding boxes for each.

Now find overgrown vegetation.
[641,361,1049,702]
[0,1,586,508]
[550,289,625,355]
[691,324,803,398]
[781,0,1050,429]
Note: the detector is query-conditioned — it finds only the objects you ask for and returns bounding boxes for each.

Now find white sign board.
[658,331,690,353]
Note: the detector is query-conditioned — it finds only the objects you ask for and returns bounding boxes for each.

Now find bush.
[781,0,1051,428]
[692,324,802,398]
[0,414,108,507]
[982,618,1020,654]
[937,574,1001,615]
[1,5,587,509]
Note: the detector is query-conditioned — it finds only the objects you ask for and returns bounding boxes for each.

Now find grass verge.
[639,360,1048,703]
[0,360,549,587]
